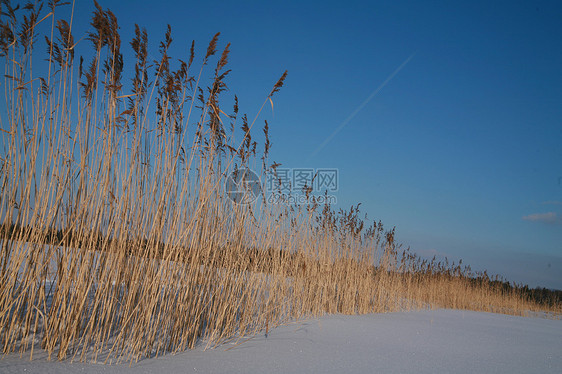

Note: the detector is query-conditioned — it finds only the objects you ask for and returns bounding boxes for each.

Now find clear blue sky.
[70,0,562,289]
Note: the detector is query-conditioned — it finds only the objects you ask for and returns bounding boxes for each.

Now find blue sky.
[68,0,562,288]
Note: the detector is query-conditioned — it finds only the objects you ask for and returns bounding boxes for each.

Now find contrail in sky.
[308,52,416,160]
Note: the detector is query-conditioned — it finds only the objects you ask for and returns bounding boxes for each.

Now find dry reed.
[0,0,559,364]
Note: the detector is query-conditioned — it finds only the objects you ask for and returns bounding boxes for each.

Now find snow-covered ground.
[1,309,560,373]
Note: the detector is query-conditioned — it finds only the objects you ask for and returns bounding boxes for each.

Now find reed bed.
[0,0,559,364]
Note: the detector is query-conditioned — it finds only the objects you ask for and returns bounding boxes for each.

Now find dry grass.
[0,0,560,364]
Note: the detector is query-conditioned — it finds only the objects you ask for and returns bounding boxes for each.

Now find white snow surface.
[1,309,560,373]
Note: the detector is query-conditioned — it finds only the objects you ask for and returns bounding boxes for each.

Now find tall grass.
[0,0,559,363]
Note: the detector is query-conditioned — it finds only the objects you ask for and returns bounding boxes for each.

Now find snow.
[1,309,560,373]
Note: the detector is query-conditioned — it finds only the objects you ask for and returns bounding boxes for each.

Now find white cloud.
[542,201,562,206]
[522,212,560,224]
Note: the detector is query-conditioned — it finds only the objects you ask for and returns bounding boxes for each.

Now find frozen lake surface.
[1,309,560,373]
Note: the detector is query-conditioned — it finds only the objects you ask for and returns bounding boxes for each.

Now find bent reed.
[0,0,559,364]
